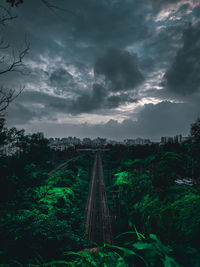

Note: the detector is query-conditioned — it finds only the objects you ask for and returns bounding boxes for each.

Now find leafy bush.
[0,156,91,264]
[64,233,180,267]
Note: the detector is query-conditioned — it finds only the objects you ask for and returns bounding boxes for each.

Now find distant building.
[144,139,151,145]
[93,137,107,147]
[174,135,182,143]
[107,140,120,145]
[160,136,174,144]
[48,134,193,151]
[48,136,82,150]
[73,137,81,145]
[161,137,167,143]
[182,136,190,142]
[160,135,189,144]
[124,138,151,146]
[82,138,92,146]
[124,139,136,146]
[168,137,174,143]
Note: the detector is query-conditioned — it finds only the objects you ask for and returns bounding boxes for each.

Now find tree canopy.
[190,117,200,142]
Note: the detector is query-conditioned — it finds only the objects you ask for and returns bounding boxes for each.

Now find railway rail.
[48,155,81,175]
[85,152,113,245]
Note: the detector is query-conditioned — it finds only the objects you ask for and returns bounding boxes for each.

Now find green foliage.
[1,126,200,266]
[38,186,74,209]
[151,151,183,188]
[114,169,152,201]
[114,171,130,185]
[128,184,200,252]
[190,117,200,142]
[167,192,200,247]
[0,148,91,264]
[107,144,200,266]
[123,159,135,167]
[65,233,180,267]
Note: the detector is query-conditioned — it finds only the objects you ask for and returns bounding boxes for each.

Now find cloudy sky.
[1,0,200,140]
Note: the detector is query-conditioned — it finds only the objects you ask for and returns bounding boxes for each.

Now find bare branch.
[0,86,24,114]
[0,38,9,49]
[41,0,76,16]
[5,0,23,7]
[0,87,14,113]
[0,3,28,123]
[0,40,30,75]
[5,0,76,16]
[0,5,17,25]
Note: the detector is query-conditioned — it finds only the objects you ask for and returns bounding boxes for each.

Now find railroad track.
[85,152,113,245]
[48,155,81,175]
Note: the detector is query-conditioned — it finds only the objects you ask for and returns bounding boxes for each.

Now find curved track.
[85,152,112,245]
[48,155,81,175]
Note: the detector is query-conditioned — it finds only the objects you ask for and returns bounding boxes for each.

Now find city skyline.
[1,133,190,156]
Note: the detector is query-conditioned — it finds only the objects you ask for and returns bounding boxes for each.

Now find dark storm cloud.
[193,5,200,17]
[1,0,193,77]
[7,103,47,125]
[96,101,190,140]
[70,84,107,113]
[22,100,197,140]
[3,0,200,140]
[126,99,200,139]
[9,84,135,121]
[165,23,200,95]
[94,48,144,92]
[139,2,197,75]
[2,0,153,66]
[72,84,138,112]
[140,24,183,72]
[135,101,191,136]
[2,0,187,91]
[85,99,199,140]
[106,94,138,109]
[48,67,74,95]
[151,0,184,13]
[66,0,151,47]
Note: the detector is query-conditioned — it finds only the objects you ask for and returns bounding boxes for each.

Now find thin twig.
[0,41,30,75]
[41,0,76,16]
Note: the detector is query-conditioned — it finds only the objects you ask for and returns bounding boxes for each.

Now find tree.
[0,5,29,131]
[5,0,76,15]
[1,0,73,121]
[190,118,200,142]
[6,0,48,7]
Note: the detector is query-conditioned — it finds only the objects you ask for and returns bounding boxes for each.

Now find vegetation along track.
[48,155,82,175]
[85,152,113,245]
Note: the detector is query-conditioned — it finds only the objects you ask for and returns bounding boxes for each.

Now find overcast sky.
[2,0,200,140]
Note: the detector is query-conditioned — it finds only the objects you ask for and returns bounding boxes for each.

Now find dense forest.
[0,120,200,266]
